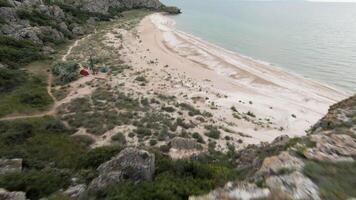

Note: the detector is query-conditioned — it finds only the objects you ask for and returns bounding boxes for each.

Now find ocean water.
[160,0,356,92]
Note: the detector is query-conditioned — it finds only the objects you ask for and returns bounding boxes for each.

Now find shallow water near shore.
[161,0,356,93]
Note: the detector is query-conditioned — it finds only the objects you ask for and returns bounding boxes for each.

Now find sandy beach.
[55,11,350,150]
[118,13,348,144]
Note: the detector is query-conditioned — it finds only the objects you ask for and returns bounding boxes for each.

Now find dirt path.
[0,35,91,122]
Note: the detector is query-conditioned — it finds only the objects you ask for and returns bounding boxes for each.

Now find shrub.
[135,76,147,82]
[78,145,122,169]
[179,103,201,116]
[162,106,175,113]
[149,139,158,146]
[0,0,12,7]
[0,36,41,67]
[135,127,152,136]
[0,68,26,93]
[0,169,71,200]
[72,135,95,147]
[303,161,356,200]
[102,153,237,200]
[204,126,220,139]
[52,61,79,84]
[111,132,127,145]
[246,111,255,118]
[192,132,205,144]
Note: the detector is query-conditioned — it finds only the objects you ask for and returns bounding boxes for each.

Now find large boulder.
[257,151,304,176]
[81,0,164,14]
[36,4,65,20]
[63,184,87,200]
[0,188,26,200]
[88,148,155,192]
[71,26,85,36]
[189,182,270,200]
[0,7,19,23]
[0,159,22,175]
[14,26,42,44]
[265,171,321,200]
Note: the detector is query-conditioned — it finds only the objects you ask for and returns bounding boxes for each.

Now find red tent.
[80,69,89,76]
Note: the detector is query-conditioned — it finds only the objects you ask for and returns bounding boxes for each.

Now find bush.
[161,106,175,113]
[204,126,220,139]
[135,127,152,137]
[303,161,356,200]
[149,139,157,146]
[111,132,127,145]
[0,169,71,200]
[192,132,205,144]
[102,153,237,200]
[52,61,79,84]
[0,68,26,93]
[179,103,201,116]
[135,76,147,82]
[0,0,12,7]
[72,135,95,147]
[78,145,122,169]
[0,117,85,169]
[19,91,48,106]
[0,36,41,67]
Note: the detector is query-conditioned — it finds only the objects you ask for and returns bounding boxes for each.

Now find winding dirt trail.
[0,35,91,121]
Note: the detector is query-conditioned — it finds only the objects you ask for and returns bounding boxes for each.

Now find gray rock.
[20,0,42,7]
[266,171,321,200]
[71,26,85,36]
[0,7,19,23]
[58,22,71,35]
[170,137,198,150]
[86,17,97,26]
[0,159,22,175]
[14,26,43,44]
[41,45,55,55]
[304,134,356,162]
[257,151,304,176]
[0,188,26,200]
[36,4,65,20]
[189,182,270,200]
[271,135,290,146]
[88,148,155,192]
[63,184,86,199]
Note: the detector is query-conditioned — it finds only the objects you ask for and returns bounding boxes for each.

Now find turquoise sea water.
[161,0,356,92]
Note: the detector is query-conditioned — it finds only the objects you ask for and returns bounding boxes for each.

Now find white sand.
[126,13,348,144]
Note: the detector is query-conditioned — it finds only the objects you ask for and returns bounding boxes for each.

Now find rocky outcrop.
[257,151,304,176]
[0,0,94,47]
[189,182,270,200]
[88,148,155,192]
[266,171,320,200]
[304,134,356,162]
[63,184,87,199]
[0,158,22,175]
[0,188,26,200]
[194,95,356,200]
[81,0,163,14]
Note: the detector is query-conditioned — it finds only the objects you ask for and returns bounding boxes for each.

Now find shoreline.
[128,13,348,143]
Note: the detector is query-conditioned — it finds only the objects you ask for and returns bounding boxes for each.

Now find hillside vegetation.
[0,0,355,200]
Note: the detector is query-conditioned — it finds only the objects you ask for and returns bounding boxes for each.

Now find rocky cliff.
[0,0,179,56]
